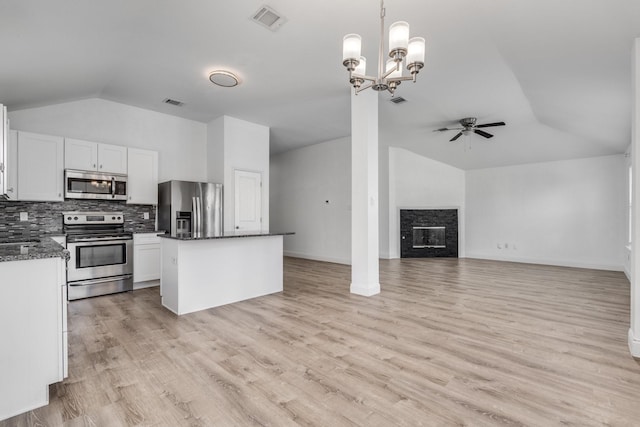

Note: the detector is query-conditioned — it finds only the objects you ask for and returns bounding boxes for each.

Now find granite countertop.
[158,231,294,241]
[0,237,69,263]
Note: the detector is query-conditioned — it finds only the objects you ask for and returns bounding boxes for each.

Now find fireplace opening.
[400,209,458,258]
[413,226,446,248]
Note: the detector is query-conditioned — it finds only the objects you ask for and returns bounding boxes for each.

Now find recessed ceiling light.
[209,70,240,88]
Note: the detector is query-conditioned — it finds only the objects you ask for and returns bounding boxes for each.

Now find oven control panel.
[63,212,124,225]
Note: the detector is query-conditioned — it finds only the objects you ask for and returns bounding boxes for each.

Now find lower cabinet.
[133,233,161,286]
[0,257,67,421]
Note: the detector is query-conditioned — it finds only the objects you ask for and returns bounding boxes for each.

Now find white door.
[234,170,262,231]
[97,143,128,174]
[17,132,64,201]
[64,138,98,171]
[127,148,158,204]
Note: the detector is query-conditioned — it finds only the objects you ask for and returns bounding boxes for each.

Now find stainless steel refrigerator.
[158,180,223,236]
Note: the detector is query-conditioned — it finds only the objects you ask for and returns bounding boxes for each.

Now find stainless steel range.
[63,212,133,300]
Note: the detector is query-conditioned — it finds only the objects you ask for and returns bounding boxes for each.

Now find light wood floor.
[3,257,640,426]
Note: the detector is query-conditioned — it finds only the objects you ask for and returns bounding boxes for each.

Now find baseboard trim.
[283,251,350,265]
[629,329,640,358]
[464,253,623,272]
[350,282,381,297]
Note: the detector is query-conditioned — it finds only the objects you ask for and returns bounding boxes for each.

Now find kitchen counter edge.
[0,237,70,263]
[158,231,295,241]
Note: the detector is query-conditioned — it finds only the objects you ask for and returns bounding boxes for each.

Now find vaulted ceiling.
[1,0,638,169]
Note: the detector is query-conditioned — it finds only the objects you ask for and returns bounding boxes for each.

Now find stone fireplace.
[400,209,458,258]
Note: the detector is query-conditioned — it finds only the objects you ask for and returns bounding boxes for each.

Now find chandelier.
[342,0,425,96]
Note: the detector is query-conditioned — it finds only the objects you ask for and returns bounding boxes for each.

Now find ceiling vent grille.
[390,97,407,104]
[163,98,184,107]
[251,5,286,31]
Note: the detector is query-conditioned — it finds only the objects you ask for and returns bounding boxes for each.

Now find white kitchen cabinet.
[65,138,127,174]
[127,148,158,205]
[98,143,127,174]
[17,131,64,201]
[134,232,161,286]
[5,130,18,200]
[0,257,67,421]
[64,138,98,171]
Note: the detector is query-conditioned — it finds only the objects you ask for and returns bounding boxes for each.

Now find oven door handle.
[69,236,132,242]
[69,275,133,287]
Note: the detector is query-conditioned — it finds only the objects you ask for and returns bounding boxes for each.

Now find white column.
[351,89,380,296]
[630,38,640,357]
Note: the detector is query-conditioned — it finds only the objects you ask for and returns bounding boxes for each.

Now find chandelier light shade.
[388,21,409,56]
[342,34,362,67]
[342,0,425,96]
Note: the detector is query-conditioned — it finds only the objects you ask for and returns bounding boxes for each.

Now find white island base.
[160,234,284,315]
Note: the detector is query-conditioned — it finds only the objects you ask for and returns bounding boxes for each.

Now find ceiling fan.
[434,117,506,142]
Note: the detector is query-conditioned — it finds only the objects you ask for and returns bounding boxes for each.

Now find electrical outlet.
[19,212,28,221]
[143,212,150,220]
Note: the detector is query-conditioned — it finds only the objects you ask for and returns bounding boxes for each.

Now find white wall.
[8,98,208,182]
[629,38,640,357]
[270,137,351,264]
[206,117,224,184]
[466,155,625,270]
[387,147,466,259]
[207,116,270,232]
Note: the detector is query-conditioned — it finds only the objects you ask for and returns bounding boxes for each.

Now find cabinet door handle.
[93,164,96,168]
[100,164,103,169]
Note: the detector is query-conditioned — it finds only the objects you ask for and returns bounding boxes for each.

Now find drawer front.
[134,233,161,245]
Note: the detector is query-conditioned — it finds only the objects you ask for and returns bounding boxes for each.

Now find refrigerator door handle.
[197,197,203,234]
[192,197,197,233]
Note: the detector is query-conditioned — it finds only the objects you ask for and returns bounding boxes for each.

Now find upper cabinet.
[5,130,18,200]
[65,138,127,174]
[98,143,127,174]
[127,148,158,205]
[17,131,64,201]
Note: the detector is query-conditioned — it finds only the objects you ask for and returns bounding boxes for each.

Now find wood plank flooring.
[3,257,640,426]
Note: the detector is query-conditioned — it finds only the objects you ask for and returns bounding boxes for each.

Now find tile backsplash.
[0,200,156,241]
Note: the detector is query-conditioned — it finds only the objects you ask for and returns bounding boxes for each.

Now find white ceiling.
[1,0,639,169]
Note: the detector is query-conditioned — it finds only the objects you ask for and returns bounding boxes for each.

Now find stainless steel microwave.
[64,169,128,200]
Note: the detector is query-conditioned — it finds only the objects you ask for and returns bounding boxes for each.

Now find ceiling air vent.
[163,98,184,107]
[251,5,286,31]
[390,97,407,104]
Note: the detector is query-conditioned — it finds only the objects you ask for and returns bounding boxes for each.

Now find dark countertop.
[158,231,294,241]
[0,237,69,263]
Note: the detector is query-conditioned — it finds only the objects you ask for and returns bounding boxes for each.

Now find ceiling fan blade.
[476,121,506,128]
[474,129,494,139]
[450,132,463,142]
[434,127,463,132]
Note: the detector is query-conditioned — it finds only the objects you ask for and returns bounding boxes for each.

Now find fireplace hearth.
[400,209,458,258]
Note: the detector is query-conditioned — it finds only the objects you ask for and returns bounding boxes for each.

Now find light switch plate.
[143,212,150,220]
[19,212,28,221]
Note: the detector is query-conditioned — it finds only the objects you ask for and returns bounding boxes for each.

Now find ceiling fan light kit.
[342,0,425,96]
[435,117,506,142]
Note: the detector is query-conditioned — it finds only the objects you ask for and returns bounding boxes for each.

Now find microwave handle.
[111,177,116,198]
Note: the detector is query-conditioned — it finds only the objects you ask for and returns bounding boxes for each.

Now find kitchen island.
[158,231,293,315]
